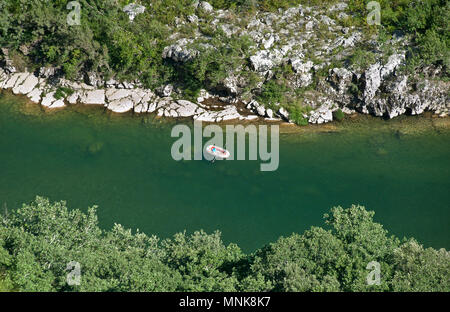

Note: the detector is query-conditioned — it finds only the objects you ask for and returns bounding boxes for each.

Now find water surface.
[1,92,449,251]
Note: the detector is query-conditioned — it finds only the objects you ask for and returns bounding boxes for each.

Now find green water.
[1,92,449,251]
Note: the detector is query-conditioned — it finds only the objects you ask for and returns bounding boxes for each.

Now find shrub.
[287,105,310,126]
[54,87,74,100]
[333,108,345,121]
[257,79,289,108]
[350,48,377,70]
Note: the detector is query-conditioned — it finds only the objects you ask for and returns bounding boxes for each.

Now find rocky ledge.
[2,62,447,124]
[0,68,263,122]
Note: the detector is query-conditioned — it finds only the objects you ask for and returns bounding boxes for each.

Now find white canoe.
[206,145,230,159]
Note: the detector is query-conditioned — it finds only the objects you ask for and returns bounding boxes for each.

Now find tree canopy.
[0,197,448,292]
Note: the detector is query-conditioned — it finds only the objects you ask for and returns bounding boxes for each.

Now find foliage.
[0,197,448,292]
[288,105,310,126]
[54,87,74,100]
[162,230,243,291]
[0,197,181,291]
[348,0,449,74]
[178,33,254,97]
[391,240,450,291]
[333,108,345,121]
[349,48,377,70]
[257,79,289,108]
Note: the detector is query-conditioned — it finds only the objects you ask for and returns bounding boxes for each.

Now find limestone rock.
[291,59,314,87]
[80,90,105,105]
[1,48,17,73]
[335,32,362,48]
[85,72,103,88]
[162,39,198,63]
[107,98,134,113]
[105,78,118,88]
[291,59,314,74]
[307,99,335,124]
[3,73,22,89]
[198,1,213,13]
[123,3,146,21]
[194,111,216,122]
[256,106,266,117]
[156,84,174,97]
[176,100,198,117]
[305,20,315,31]
[0,68,7,87]
[329,2,348,11]
[217,105,241,121]
[14,74,38,95]
[194,105,240,122]
[39,67,58,78]
[380,53,405,79]
[328,68,353,95]
[106,88,130,102]
[320,15,335,26]
[147,101,158,113]
[130,89,146,105]
[308,107,333,124]
[250,50,282,73]
[263,36,275,49]
[362,63,382,101]
[67,91,80,104]
[223,75,239,95]
[11,73,31,94]
[277,107,290,121]
[51,99,66,108]
[27,88,43,103]
[41,91,65,108]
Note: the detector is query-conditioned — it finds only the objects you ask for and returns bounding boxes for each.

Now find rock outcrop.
[123,3,146,21]
[0,69,246,122]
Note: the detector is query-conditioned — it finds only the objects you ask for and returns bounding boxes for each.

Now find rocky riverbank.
[0,68,261,122]
[1,1,448,124]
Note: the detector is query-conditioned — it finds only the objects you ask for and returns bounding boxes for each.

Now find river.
[1,92,449,252]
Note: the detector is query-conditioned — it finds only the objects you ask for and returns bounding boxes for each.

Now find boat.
[206,145,230,159]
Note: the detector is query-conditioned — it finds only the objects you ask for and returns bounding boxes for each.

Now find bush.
[416,29,449,69]
[54,87,75,100]
[287,105,310,126]
[350,48,377,70]
[257,79,289,108]
[333,108,345,121]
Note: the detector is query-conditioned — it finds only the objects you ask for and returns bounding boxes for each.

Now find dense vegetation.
[0,197,448,292]
[0,0,322,87]
[348,0,449,73]
[0,0,448,94]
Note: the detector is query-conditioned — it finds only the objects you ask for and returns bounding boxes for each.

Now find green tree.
[0,198,448,292]
[391,239,450,291]
[0,197,180,291]
[162,230,243,291]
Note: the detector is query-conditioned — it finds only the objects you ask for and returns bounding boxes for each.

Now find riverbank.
[1,67,449,127]
[1,88,448,138]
